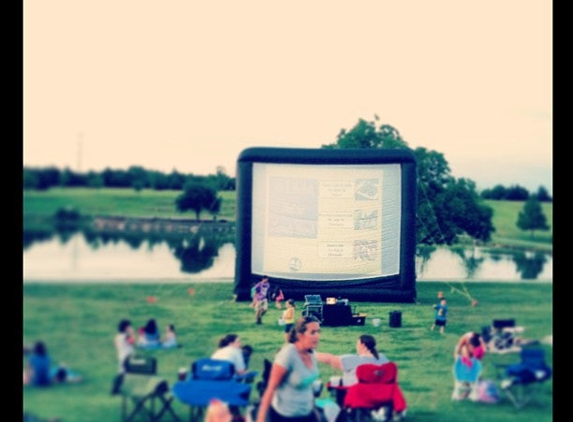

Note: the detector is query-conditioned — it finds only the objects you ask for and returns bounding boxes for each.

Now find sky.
[23,1,552,194]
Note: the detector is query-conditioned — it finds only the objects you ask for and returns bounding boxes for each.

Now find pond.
[22,227,552,283]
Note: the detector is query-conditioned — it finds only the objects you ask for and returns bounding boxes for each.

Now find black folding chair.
[116,354,180,421]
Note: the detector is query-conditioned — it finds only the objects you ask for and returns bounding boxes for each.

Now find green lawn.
[23,282,553,422]
[485,200,552,246]
[22,189,553,421]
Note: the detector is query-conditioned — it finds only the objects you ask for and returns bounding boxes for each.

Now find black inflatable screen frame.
[233,147,417,303]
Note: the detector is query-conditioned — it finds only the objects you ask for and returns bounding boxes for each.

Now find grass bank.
[23,281,552,422]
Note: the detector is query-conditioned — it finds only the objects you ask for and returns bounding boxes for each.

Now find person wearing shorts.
[431,298,448,334]
[254,276,271,324]
[282,299,295,342]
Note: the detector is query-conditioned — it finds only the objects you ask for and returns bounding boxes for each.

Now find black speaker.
[389,310,402,328]
[322,304,352,326]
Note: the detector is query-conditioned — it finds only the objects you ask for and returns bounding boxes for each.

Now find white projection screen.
[234,147,417,303]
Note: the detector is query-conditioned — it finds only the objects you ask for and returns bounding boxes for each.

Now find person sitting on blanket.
[161,324,178,348]
[137,318,161,348]
[23,340,83,386]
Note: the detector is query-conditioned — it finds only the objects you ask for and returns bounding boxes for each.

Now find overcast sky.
[23,0,552,193]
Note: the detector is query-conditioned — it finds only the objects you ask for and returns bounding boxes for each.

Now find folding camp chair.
[256,358,272,399]
[494,345,552,409]
[116,354,180,422]
[335,362,407,422]
[172,358,253,422]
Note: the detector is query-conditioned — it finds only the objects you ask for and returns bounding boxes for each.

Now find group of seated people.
[248,329,493,421]
[136,318,179,349]
[199,330,407,422]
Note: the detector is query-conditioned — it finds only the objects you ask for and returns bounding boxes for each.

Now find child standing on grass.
[272,286,285,309]
[431,297,448,334]
[282,299,295,342]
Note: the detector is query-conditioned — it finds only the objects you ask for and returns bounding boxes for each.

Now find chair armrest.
[235,370,258,383]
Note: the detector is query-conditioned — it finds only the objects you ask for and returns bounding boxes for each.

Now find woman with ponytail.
[315,334,389,386]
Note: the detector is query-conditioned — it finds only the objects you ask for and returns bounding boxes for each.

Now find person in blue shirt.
[23,341,52,386]
[137,318,161,348]
[23,341,83,386]
[431,298,448,334]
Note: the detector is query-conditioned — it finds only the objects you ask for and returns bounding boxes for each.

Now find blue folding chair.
[172,358,254,421]
[494,346,552,408]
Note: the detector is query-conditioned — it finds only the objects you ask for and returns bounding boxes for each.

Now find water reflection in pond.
[23,227,552,283]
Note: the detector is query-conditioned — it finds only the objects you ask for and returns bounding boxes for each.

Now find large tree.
[175,182,221,220]
[322,116,495,245]
[516,196,550,238]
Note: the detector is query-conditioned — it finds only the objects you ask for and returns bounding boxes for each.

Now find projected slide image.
[268,215,318,238]
[355,179,379,200]
[263,171,383,273]
[268,176,319,238]
[354,209,378,230]
[354,240,378,261]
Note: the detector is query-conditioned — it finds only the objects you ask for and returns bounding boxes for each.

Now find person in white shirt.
[114,319,135,373]
[211,333,248,375]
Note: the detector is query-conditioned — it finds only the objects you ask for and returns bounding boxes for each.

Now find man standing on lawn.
[253,275,271,325]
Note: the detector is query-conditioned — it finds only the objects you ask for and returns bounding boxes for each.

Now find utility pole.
[77,132,83,171]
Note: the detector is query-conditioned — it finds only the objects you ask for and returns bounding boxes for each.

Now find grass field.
[22,189,553,421]
[23,188,553,249]
[23,282,553,422]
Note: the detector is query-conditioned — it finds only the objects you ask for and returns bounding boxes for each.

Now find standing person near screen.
[255,316,322,422]
[114,319,135,373]
[272,286,285,309]
[282,299,296,342]
[431,297,448,334]
[253,275,271,325]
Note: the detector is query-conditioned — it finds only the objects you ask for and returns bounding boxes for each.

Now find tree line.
[23,116,552,243]
[22,165,236,192]
[480,184,552,202]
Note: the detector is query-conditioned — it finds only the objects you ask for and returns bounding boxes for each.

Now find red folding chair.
[332,362,407,422]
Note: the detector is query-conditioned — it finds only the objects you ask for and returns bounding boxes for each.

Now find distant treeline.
[480,184,552,202]
[23,165,551,202]
[22,165,236,192]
